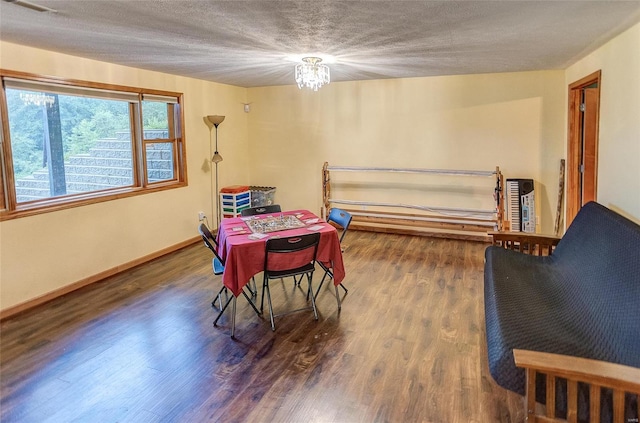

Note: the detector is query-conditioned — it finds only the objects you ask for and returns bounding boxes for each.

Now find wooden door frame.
[566,70,601,226]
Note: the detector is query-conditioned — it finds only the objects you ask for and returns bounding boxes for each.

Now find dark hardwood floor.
[0,231,525,422]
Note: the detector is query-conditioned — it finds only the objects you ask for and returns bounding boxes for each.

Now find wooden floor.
[0,231,525,422]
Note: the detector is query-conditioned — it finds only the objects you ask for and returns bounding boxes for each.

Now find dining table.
[216,209,346,297]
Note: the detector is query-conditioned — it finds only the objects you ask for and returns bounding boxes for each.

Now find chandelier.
[295,57,330,91]
[20,92,55,107]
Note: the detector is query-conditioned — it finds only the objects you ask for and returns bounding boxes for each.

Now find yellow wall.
[565,22,640,223]
[2,21,638,312]
[247,71,566,232]
[0,42,250,310]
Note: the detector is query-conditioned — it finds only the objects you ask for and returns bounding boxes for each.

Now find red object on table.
[217,209,346,297]
[220,185,250,193]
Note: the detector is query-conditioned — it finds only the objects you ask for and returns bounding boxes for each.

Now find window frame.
[140,97,182,186]
[0,70,187,221]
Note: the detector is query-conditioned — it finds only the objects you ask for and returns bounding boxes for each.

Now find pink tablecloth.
[217,209,346,297]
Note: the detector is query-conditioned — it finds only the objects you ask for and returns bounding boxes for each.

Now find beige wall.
[2,21,638,312]
[0,42,250,310]
[565,22,640,223]
[247,71,566,233]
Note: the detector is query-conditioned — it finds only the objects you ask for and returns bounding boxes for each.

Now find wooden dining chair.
[314,207,352,310]
[198,223,260,338]
[240,204,282,216]
[260,233,321,331]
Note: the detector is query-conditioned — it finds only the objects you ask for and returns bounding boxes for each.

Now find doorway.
[567,70,601,227]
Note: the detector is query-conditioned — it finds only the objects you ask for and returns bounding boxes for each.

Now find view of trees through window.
[5,88,172,203]
[6,89,131,178]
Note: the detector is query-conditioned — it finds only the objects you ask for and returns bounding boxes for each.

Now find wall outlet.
[198,211,206,221]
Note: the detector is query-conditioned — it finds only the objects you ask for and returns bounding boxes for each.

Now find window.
[142,96,178,183]
[0,71,186,219]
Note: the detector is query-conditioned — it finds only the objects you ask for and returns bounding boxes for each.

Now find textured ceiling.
[1,1,640,88]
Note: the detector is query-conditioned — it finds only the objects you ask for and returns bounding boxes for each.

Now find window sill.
[0,181,187,221]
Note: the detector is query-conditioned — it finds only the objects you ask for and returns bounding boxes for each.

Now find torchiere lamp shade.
[207,115,225,126]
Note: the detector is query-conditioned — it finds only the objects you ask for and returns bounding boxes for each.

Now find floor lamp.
[207,115,225,227]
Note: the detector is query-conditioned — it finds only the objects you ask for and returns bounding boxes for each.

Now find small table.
[217,209,346,297]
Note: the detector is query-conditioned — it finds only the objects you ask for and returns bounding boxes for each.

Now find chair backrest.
[264,233,320,275]
[198,223,225,263]
[328,207,352,243]
[241,204,282,217]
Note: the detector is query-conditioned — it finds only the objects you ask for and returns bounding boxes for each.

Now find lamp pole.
[213,124,221,227]
[207,115,225,227]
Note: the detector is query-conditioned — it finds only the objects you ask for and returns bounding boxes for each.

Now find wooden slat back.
[613,390,625,422]
[489,232,561,256]
[590,385,600,423]
[567,380,578,423]
[546,375,556,419]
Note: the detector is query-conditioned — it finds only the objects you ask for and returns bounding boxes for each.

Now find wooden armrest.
[489,231,561,256]
[514,349,640,423]
[514,349,640,393]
